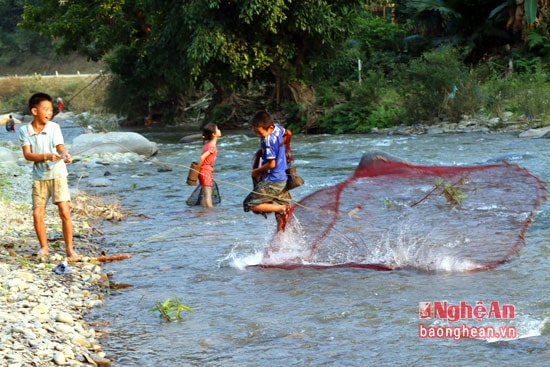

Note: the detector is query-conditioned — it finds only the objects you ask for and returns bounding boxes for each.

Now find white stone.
[0,147,20,167]
[54,322,75,334]
[16,271,34,281]
[87,178,113,187]
[53,351,66,365]
[72,131,158,157]
[55,311,75,325]
[518,126,550,138]
[31,304,49,315]
[6,277,23,291]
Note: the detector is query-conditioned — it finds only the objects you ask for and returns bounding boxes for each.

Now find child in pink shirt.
[198,123,222,207]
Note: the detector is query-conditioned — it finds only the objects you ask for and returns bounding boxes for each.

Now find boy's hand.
[62,151,72,163]
[286,150,293,164]
[251,168,262,180]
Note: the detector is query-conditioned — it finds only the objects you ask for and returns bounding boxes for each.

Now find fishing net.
[186,181,221,206]
[262,151,547,271]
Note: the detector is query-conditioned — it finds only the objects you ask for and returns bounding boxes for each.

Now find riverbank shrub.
[314,71,404,134]
[479,62,550,126]
[0,75,108,115]
[395,47,481,124]
[310,47,482,133]
[301,45,550,134]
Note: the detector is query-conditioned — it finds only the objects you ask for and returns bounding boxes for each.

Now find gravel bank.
[0,163,114,367]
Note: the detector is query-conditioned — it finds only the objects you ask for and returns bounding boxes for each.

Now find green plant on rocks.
[150,296,194,322]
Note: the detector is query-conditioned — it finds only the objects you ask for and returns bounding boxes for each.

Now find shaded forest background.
[2,0,550,133]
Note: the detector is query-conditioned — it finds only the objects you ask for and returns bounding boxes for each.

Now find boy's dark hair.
[29,93,53,111]
[202,122,218,141]
[251,110,274,129]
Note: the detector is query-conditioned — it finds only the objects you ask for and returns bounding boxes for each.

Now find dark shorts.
[243,180,291,212]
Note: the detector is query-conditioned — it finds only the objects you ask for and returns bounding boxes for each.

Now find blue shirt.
[261,123,288,183]
[19,121,68,180]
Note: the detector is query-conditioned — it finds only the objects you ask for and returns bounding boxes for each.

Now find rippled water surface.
[76,129,549,367]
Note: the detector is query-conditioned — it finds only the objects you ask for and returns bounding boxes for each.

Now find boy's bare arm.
[283,129,293,163]
[22,145,59,162]
[252,159,276,180]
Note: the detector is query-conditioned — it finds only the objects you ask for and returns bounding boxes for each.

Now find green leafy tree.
[0,0,52,64]
[393,0,511,60]
[20,0,363,125]
[0,0,22,32]
[394,1,549,57]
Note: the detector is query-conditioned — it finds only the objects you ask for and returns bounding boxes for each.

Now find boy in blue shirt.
[243,111,293,232]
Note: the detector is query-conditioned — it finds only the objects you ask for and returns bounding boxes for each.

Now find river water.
[69,127,548,367]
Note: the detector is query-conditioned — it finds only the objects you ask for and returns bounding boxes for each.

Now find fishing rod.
[65,72,109,106]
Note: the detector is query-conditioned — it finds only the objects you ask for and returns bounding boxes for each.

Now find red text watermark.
[419,300,515,322]
[418,301,516,341]
[418,323,517,341]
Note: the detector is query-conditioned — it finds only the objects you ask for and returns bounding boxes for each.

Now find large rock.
[178,133,203,144]
[0,147,20,168]
[518,126,550,139]
[71,132,158,157]
[52,111,76,121]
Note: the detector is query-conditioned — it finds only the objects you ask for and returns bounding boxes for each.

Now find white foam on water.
[230,251,265,270]
[428,255,480,272]
[221,216,313,269]
[217,244,264,270]
[261,217,313,264]
[389,226,481,272]
[485,316,548,343]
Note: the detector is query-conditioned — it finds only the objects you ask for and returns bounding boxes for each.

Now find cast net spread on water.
[261,151,547,272]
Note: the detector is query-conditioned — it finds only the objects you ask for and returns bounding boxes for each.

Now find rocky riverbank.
[370,112,550,137]
[0,164,115,367]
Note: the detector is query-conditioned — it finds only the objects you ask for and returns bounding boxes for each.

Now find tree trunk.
[287,80,317,133]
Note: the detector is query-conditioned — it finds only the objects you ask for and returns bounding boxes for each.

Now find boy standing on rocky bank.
[19,92,78,258]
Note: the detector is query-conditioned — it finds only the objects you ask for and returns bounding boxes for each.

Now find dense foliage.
[18,0,363,125]
[2,1,550,132]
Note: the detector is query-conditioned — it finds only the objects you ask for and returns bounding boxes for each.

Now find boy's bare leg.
[251,202,287,214]
[275,205,294,232]
[275,215,285,232]
[252,203,293,232]
[33,206,49,256]
[57,201,78,258]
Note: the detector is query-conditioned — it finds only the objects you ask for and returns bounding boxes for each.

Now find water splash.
[217,245,264,271]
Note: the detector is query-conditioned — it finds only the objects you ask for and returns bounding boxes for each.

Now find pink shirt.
[199,141,217,186]
[201,141,217,169]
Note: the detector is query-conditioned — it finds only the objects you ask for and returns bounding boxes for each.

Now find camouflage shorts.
[243,180,291,212]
